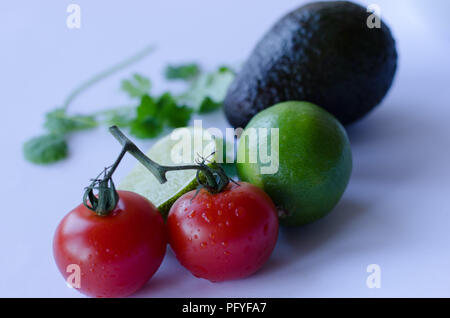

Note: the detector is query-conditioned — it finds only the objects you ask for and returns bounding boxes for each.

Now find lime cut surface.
[118,127,218,217]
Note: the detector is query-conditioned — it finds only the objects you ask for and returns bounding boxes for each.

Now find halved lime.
[118,127,220,217]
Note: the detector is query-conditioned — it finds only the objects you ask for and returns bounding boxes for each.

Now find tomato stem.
[82,144,129,216]
[109,126,231,193]
[83,126,232,216]
[82,169,120,216]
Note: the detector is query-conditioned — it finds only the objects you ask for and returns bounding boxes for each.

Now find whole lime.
[236,101,352,226]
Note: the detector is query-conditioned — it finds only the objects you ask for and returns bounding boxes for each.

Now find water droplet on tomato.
[202,212,211,223]
[235,207,246,217]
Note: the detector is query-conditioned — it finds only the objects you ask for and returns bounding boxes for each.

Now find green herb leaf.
[98,107,135,127]
[24,46,156,165]
[44,109,98,135]
[121,73,151,98]
[157,93,177,120]
[129,93,193,139]
[23,134,68,164]
[136,94,159,118]
[129,95,162,138]
[165,63,200,80]
[167,105,193,128]
[198,96,222,113]
[130,117,164,139]
[178,66,235,113]
[157,93,192,127]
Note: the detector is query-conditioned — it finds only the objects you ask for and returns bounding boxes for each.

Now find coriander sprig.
[23,49,235,165]
[23,45,156,165]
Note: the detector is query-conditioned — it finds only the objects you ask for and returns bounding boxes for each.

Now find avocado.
[224,1,398,128]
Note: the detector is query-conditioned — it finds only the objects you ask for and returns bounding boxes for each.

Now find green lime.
[236,101,352,226]
[118,126,219,217]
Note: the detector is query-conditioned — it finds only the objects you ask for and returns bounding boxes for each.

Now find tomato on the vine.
[53,126,279,296]
[53,190,167,298]
[167,181,279,282]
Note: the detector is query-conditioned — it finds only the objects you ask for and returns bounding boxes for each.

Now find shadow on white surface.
[255,197,369,278]
[250,100,448,284]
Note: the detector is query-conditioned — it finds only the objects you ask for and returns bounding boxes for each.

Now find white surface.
[0,0,449,297]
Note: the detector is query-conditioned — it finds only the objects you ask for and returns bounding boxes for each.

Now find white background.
[0,0,449,297]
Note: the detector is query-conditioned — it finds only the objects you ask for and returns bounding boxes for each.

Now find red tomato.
[167,182,278,282]
[53,190,167,298]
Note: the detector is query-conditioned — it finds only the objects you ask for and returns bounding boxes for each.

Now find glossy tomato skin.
[167,182,278,282]
[53,191,167,298]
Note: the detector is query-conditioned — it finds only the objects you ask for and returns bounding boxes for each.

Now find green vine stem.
[83,126,231,216]
[108,126,231,192]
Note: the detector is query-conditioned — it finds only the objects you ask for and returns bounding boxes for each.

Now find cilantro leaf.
[25,57,234,165]
[23,134,68,164]
[99,107,135,127]
[130,116,164,139]
[157,93,178,120]
[44,109,97,135]
[136,94,159,118]
[129,95,163,138]
[129,93,193,139]
[178,66,235,113]
[157,93,192,127]
[198,96,222,113]
[165,63,200,80]
[121,73,151,98]
[23,46,157,164]
[125,66,233,140]
[167,105,193,127]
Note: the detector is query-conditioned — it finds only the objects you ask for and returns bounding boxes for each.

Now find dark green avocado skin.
[224,1,398,128]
